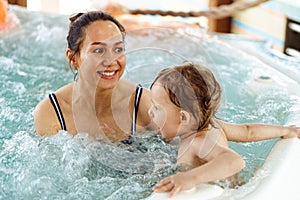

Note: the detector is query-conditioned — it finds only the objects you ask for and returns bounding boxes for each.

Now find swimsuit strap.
[49,93,67,131]
[132,84,143,134]
[122,84,143,145]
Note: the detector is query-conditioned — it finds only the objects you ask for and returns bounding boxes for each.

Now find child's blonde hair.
[151,62,222,131]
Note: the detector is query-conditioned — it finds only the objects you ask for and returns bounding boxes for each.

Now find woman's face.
[76,20,126,90]
[149,84,181,139]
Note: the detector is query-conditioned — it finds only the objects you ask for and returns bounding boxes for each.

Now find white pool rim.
[147,138,300,200]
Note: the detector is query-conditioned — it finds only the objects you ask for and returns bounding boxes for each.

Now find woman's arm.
[216,119,300,142]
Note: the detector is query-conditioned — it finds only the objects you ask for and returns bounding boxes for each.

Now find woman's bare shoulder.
[35,83,73,114]
[54,82,73,95]
[118,79,137,90]
[34,83,73,136]
[34,95,59,136]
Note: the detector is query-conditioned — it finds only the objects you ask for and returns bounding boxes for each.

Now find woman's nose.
[102,59,116,67]
[102,52,121,67]
[102,57,115,67]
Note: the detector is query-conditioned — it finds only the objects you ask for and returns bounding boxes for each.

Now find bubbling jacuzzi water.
[1,6,299,200]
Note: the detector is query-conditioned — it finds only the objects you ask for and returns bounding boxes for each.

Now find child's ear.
[180,110,191,124]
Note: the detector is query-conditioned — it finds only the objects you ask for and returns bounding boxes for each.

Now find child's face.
[149,84,181,139]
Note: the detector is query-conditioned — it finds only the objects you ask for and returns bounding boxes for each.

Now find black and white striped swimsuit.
[49,84,143,144]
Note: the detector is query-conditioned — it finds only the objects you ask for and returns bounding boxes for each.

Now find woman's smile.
[97,69,119,79]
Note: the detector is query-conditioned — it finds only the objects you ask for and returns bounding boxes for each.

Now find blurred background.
[5,0,300,57]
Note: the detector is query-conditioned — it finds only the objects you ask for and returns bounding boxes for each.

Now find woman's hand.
[152,172,195,198]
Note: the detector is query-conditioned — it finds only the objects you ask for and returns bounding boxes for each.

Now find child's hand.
[281,125,300,139]
[152,172,195,198]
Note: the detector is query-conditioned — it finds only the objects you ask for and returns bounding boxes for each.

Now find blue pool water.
[1,6,300,200]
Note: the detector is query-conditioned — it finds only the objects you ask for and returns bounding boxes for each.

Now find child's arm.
[216,119,300,142]
[152,140,245,198]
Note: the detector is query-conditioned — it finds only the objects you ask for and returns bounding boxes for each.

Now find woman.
[34,11,155,142]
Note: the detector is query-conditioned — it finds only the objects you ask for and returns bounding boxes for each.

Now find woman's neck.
[94,87,114,114]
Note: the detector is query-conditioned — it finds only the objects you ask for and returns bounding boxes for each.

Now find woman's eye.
[94,48,105,54]
[115,47,124,53]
